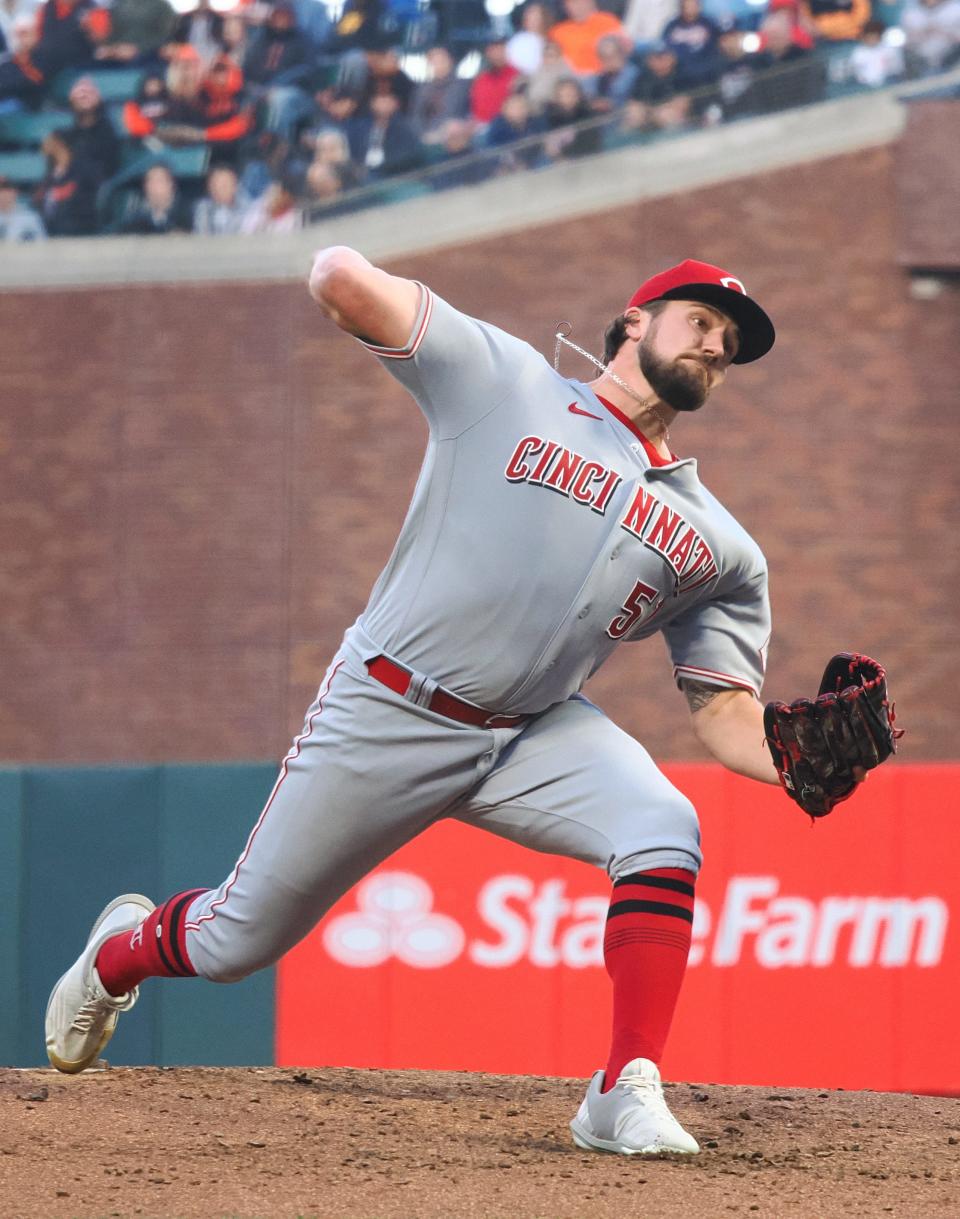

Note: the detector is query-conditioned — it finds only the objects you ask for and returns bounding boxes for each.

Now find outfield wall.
[6,762,958,1095]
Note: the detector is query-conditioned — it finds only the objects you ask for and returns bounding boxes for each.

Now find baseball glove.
[763,653,903,818]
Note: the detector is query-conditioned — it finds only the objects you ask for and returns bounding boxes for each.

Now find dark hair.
[602,299,668,364]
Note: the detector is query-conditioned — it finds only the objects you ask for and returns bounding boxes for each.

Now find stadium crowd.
[0,0,956,239]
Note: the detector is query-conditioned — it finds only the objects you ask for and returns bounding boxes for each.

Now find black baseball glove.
[763,653,903,818]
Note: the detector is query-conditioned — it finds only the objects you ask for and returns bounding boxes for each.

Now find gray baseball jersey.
[358,285,770,710]
[182,285,770,983]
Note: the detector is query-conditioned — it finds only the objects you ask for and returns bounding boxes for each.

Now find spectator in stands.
[330,0,393,54]
[763,0,816,50]
[526,36,575,112]
[901,0,960,74]
[506,1,552,75]
[544,75,602,156]
[303,158,341,206]
[170,0,225,69]
[0,172,45,238]
[304,83,360,141]
[549,0,630,77]
[798,0,872,43]
[199,53,252,151]
[588,32,639,112]
[0,0,97,104]
[358,40,415,114]
[122,66,167,132]
[290,122,362,193]
[192,162,249,233]
[240,169,302,231]
[622,0,677,47]
[346,87,422,176]
[119,160,191,232]
[304,124,363,188]
[0,10,39,72]
[299,84,345,133]
[485,84,548,168]
[410,44,471,141]
[661,0,723,90]
[288,0,332,54]
[61,75,120,184]
[221,10,250,66]
[124,46,251,159]
[243,4,312,94]
[35,128,99,235]
[428,116,489,189]
[93,0,178,66]
[0,0,41,58]
[427,0,488,60]
[623,40,690,130]
[242,1,314,140]
[848,19,905,85]
[470,34,520,125]
[746,7,826,111]
[710,26,756,119]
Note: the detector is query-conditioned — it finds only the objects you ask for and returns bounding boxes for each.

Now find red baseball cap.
[627,259,775,364]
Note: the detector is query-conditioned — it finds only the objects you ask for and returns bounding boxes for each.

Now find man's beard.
[638,334,709,413]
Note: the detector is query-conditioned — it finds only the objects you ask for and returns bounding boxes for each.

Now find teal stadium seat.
[0,110,72,146]
[0,150,46,184]
[51,67,145,106]
[117,145,211,181]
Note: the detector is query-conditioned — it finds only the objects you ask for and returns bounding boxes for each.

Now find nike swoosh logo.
[568,402,603,420]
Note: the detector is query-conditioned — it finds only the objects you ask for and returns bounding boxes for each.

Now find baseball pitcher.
[46,253,900,1155]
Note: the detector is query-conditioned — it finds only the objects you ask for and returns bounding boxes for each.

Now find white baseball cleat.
[570,1057,700,1156]
[45,893,155,1074]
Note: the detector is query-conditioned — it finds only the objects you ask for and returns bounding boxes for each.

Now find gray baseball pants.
[183,624,702,983]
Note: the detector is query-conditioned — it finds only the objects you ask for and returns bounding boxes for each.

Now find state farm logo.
[323,872,465,968]
[691,877,948,969]
[323,872,949,972]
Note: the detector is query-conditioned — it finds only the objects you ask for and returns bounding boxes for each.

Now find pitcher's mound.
[1,1066,957,1218]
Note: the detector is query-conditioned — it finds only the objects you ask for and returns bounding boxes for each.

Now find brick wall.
[1,145,956,763]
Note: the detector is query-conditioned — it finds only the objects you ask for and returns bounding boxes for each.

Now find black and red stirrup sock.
[95,889,208,997]
[602,867,695,1091]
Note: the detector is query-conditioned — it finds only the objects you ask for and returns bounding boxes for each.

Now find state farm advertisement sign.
[277,764,959,1094]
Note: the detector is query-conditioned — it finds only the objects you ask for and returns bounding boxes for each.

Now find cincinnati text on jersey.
[504,434,719,594]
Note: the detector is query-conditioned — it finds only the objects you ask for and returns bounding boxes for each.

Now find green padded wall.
[0,770,24,1060]
[3,764,278,1068]
[156,764,277,1066]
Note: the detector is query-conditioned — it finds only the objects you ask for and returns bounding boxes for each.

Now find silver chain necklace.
[553,324,671,442]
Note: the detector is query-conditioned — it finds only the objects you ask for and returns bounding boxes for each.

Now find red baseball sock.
[602,867,695,1091]
[95,889,207,997]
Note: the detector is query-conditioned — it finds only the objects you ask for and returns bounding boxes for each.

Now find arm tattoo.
[681,679,726,714]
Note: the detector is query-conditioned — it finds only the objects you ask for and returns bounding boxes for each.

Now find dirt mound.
[0,1066,956,1218]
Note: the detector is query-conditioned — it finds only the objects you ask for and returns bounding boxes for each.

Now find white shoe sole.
[45,893,155,1075]
[570,1117,699,1156]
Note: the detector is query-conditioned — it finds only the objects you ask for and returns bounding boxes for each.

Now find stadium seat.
[148,146,211,178]
[109,145,212,185]
[51,68,145,106]
[0,110,72,147]
[0,150,47,184]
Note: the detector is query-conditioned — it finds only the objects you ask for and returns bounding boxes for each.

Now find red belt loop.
[366,655,525,729]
